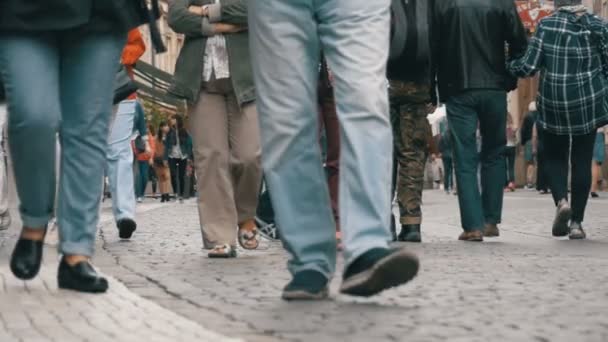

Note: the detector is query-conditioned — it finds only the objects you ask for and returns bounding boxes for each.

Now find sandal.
[238,220,260,250]
[208,244,237,258]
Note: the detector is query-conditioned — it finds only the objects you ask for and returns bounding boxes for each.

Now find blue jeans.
[107,100,138,222]
[136,161,149,198]
[0,29,125,256]
[249,0,392,277]
[446,90,507,231]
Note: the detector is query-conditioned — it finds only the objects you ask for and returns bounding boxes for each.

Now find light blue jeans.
[249,0,393,278]
[107,100,138,222]
[0,29,125,257]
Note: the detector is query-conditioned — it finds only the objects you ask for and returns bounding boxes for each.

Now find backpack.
[389,0,432,64]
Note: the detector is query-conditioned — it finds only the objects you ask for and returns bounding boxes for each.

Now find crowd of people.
[1,0,607,301]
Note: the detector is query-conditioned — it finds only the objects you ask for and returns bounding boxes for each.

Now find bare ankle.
[64,255,89,266]
[21,227,46,241]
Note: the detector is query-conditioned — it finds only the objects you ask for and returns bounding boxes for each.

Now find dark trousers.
[442,156,453,191]
[543,131,595,223]
[318,85,340,229]
[505,146,516,184]
[169,158,187,198]
[447,90,507,231]
[136,161,149,198]
[536,151,549,191]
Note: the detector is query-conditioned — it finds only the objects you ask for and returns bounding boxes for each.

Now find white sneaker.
[137,197,143,203]
[0,212,11,230]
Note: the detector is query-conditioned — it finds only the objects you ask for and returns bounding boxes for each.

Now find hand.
[188,5,205,16]
[213,23,246,34]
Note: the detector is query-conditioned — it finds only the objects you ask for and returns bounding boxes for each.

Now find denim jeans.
[249,0,392,277]
[0,29,125,256]
[446,90,507,231]
[0,103,9,214]
[107,100,138,222]
[136,161,149,199]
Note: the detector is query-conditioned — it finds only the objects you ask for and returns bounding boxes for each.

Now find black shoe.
[10,233,46,280]
[390,217,398,242]
[117,218,137,239]
[282,270,329,301]
[590,192,599,198]
[552,199,571,237]
[58,258,108,293]
[340,247,419,297]
[398,224,421,242]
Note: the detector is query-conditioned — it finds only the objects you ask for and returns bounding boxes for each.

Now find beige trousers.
[190,78,262,249]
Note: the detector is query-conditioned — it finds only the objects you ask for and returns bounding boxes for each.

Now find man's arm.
[168,0,210,37]
[203,0,248,25]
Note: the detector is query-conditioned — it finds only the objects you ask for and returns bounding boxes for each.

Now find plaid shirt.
[508,8,608,135]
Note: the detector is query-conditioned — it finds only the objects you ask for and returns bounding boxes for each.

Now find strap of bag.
[141,0,167,54]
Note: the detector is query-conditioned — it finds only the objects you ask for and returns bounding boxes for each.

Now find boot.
[398,224,421,242]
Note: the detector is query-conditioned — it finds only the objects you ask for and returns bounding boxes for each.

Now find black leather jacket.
[432,0,528,102]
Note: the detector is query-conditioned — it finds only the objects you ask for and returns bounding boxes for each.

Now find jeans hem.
[288,264,334,281]
[343,240,390,272]
[59,242,94,258]
[400,216,422,225]
[21,213,52,229]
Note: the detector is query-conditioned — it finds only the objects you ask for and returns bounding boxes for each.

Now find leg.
[249,0,336,277]
[106,142,133,221]
[190,90,236,248]
[443,157,453,191]
[0,104,10,218]
[0,33,60,231]
[478,91,507,225]
[446,93,484,232]
[178,159,187,198]
[318,0,393,264]
[57,29,125,257]
[542,132,569,205]
[397,102,430,226]
[138,161,149,198]
[320,89,341,229]
[169,158,178,196]
[570,132,596,222]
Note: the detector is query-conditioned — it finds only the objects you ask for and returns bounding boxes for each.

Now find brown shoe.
[483,224,500,237]
[458,230,484,242]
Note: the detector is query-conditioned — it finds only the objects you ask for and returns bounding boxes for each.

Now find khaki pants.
[190,78,262,249]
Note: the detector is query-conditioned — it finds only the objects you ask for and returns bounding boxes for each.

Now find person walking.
[508,0,608,240]
[590,125,607,198]
[249,0,420,300]
[433,0,528,241]
[318,55,341,248]
[134,126,155,203]
[505,115,518,192]
[0,1,147,293]
[165,115,193,203]
[107,98,149,239]
[153,121,172,203]
[387,0,435,243]
[0,85,12,231]
[169,0,262,257]
[439,127,454,194]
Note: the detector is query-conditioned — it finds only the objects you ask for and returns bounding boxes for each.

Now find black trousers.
[543,131,595,223]
[169,158,187,198]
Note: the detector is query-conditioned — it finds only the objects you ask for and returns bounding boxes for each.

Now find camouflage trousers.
[390,81,432,225]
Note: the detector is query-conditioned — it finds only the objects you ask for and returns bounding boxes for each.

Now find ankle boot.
[398,224,421,242]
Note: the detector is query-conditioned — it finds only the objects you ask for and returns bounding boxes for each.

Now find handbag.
[134,135,146,154]
[113,64,138,105]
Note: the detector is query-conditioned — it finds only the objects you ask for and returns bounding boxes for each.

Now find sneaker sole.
[282,287,329,301]
[118,220,137,239]
[339,249,419,297]
[552,207,572,237]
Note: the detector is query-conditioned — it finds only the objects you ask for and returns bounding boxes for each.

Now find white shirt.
[203,0,230,82]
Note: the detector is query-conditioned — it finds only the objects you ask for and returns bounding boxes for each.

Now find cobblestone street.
[1,190,608,341]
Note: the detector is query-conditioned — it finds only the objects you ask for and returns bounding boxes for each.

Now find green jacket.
[168,0,255,106]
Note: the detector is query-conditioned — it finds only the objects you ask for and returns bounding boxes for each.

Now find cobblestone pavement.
[2,190,608,341]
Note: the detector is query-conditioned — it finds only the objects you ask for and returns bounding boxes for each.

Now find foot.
[0,212,11,230]
[282,270,329,301]
[117,218,137,239]
[590,192,599,198]
[398,224,421,242]
[552,199,571,237]
[458,230,484,242]
[340,247,419,297]
[569,222,586,240]
[10,227,46,280]
[483,224,500,237]
[238,219,260,250]
[508,182,516,192]
[208,244,237,258]
[58,257,108,293]
[137,197,143,203]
